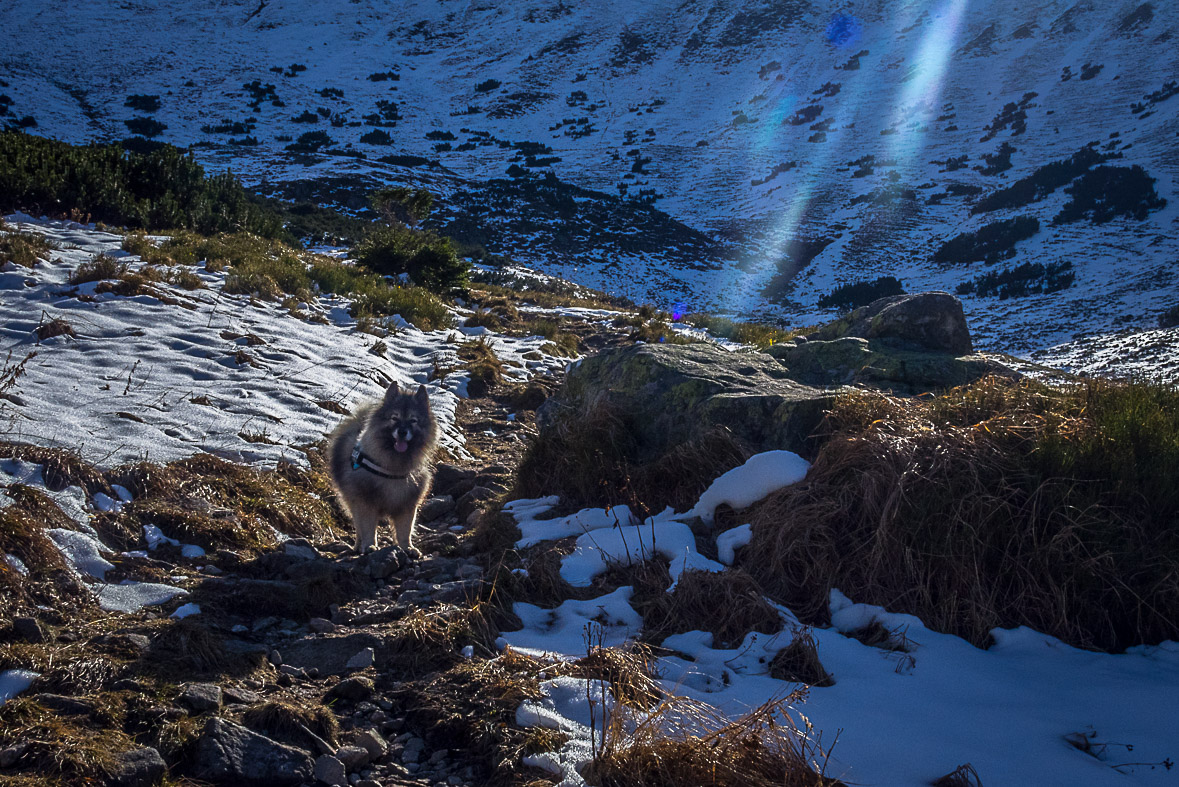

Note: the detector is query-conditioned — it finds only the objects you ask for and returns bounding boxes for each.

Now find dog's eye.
[408,418,419,426]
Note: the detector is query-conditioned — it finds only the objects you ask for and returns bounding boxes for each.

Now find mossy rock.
[540,343,837,460]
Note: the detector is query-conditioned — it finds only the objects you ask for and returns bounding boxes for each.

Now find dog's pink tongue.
[394,440,409,453]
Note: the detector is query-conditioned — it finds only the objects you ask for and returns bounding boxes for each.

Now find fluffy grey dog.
[327,382,438,555]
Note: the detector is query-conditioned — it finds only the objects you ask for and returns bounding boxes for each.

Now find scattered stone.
[354,729,387,760]
[456,486,496,521]
[222,685,262,705]
[35,693,95,714]
[180,683,223,713]
[356,780,381,787]
[282,632,384,676]
[11,617,44,643]
[433,580,481,604]
[283,539,320,561]
[336,745,370,771]
[268,649,283,666]
[309,617,336,634]
[191,717,313,785]
[364,545,410,579]
[314,754,347,786]
[432,464,475,497]
[0,743,28,769]
[418,495,456,522]
[328,676,375,702]
[455,564,482,580]
[108,746,166,787]
[346,648,375,671]
[279,664,307,678]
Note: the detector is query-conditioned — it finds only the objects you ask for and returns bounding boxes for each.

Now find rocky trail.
[0,303,639,787]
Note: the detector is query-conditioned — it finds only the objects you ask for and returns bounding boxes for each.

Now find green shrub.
[474,79,501,93]
[124,94,161,113]
[972,146,1105,214]
[816,276,905,310]
[354,225,469,294]
[0,131,287,238]
[682,314,798,349]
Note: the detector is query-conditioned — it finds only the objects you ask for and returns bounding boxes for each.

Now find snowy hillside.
[2,0,1178,359]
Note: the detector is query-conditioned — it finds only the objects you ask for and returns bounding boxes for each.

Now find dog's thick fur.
[327,382,438,554]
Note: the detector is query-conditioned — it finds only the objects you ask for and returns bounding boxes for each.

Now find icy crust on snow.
[0,217,569,469]
[506,454,1179,786]
[0,670,39,707]
[516,676,612,787]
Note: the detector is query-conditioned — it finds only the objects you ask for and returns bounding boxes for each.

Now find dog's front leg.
[352,505,379,554]
[392,509,421,560]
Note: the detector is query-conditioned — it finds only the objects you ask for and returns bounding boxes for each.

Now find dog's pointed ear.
[383,381,401,402]
[415,384,429,403]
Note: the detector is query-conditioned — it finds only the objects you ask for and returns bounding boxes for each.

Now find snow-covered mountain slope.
[2,0,1177,359]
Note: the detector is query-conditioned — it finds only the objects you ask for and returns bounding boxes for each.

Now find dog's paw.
[404,545,422,561]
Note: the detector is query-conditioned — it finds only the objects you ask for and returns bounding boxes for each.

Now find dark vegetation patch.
[1131,80,1178,114]
[956,260,1075,299]
[980,91,1036,141]
[609,28,658,67]
[513,393,749,514]
[1051,165,1166,224]
[787,105,822,125]
[438,173,734,273]
[769,628,834,686]
[1159,304,1179,328]
[641,570,781,648]
[719,1,809,47]
[123,94,160,113]
[123,117,166,138]
[972,145,1107,214]
[933,216,1039,265]
[742,376,1179,651]
[0,132,285,237]
[978,141,1015,175]
[817,276,905,310]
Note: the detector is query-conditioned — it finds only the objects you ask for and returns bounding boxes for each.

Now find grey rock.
[221,685,261,705]
[328,675,376,702]
[356,780,382,787]
[456,486,496,521]
[180,683,223,713]
[346,647,375,671]
[283,540,320,561]
[540,342,836,460]
[314,754,347,786]
[35,693,94,715]
[433,580,481,604]
[354,729,387,760]
[808,292,973,354]
[0,742,28,769]
[281,632,384,676]
[335,745,370,771]
[11,617,44,643]
[190,717,313,785]
[418,495,456,522]
[279,664,307,678]
[364,545,410,579]
[108,746,166,787]
[309,617,337,634]
[432,464,476,497]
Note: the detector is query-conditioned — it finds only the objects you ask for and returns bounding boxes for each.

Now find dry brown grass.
[0,227,54,268]
[743,375,1179,651]
[459,336,506,398]
[586,692,842,787]
[770,629,835,687]
[384,602,500,677]
[514,394,749,514]
[109,451,341,554]
[640,569,782,649]
[0,443,111,496]
[67,253,125,284]
[0,697,133,784]
[34,317,74,342]
[241,699,340,751]
[139,617,268,680]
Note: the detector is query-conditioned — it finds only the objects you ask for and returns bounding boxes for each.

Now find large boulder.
[767,336,1015,392]
[539,342,837,459]
[190,718,313,785]
[808,292,973,354]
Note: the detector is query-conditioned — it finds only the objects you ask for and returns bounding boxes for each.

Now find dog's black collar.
[351,440,408,479]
